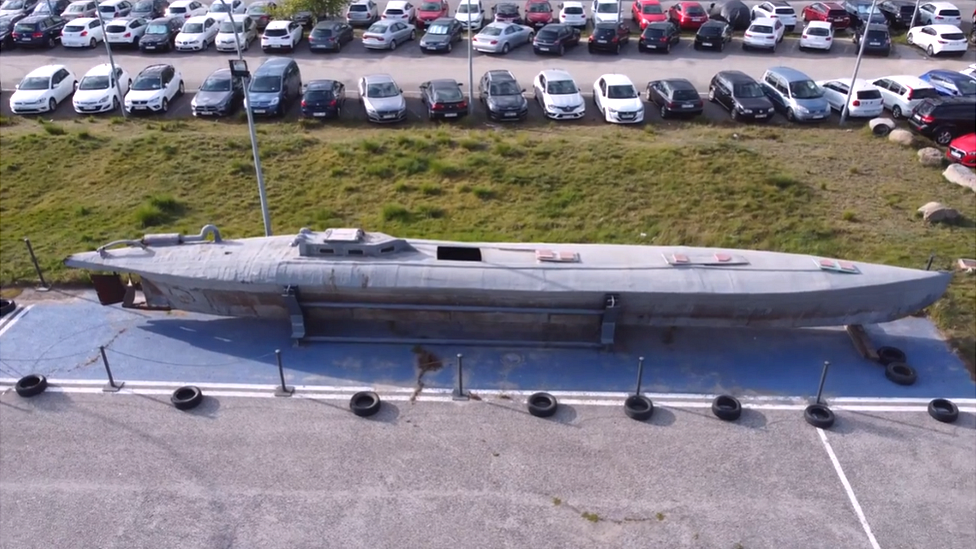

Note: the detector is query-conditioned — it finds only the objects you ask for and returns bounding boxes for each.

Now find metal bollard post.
[634,356,645,396]
[274,349,294,397]
[100,346,123,392]
[24,238,51,292]
[924,254,935,271]
[815,361,830,405]
[452,353,469,401]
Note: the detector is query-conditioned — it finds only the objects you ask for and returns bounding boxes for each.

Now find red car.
[667,1,708,30]
[632,0,667,29]
[416,0,449,27]
[524,0,554,28]
[946,133,976,168]
[801,2,850,30]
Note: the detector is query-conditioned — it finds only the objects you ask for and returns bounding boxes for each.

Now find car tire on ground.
[89,38,96,48]
[934,127,954,146]
[876,346,907,366]
[804,403,835,429]
[161,98,169,113]
[927,398,959,423]
[711,394,742,421]
[527,392,558,418]
[15,374,47,398]
[171,386,203,410]
[48,97,56,112]
[885,362,917,385]
[350,390,382,417]
[0,298,15,317]
[623,394,654,421]
[926,44,934,56]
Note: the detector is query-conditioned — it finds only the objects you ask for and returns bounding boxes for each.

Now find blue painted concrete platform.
[1,298,973,398]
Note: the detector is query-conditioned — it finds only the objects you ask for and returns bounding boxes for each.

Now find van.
[246,57,302,117]
[760,66,831,123]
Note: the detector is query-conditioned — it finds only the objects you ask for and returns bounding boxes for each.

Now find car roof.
[184,14,210,23]
[700,19,726,27]
[430,16,454,23]
[486,69,516,81]
[68,0,93,5]
[496,2,518,7]
[84,63,118,76]
[101,0,128,5]
[718,70,758,83]
[540,23,567,29]
[884,75,933,87]
[924,69,975,81]
[107,17,137,23]
[138,64,171,76]
[599,74,634,86]
[386,0,408,7]
[540,69,573,80]
[428,78,460,88]
[363,74,396,84]
[659,78,696,90]
[927,24,964,32]
[26,64,67,78]
[306,79,336,89]
[751,16,778,24]
[265,20,291,28]
[313,20,343,28]
[765,66,813,81]
[206,67,232,78]
[67,16,98,23]
[805,20,832,28]
[821,1,845,7]
[19,15,49,23]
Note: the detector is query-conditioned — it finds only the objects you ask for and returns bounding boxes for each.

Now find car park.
[301,79,345,119]
[472,20,532,53]
[9,64,75,114]
[693,18,732,51]
[532,21,578,54]
[362,19,414,49]
[358,74,407,123]
[124,63,183,114]
[799,20,833,51]
[743,16,784,51]
[206,0,243,21]
[105,17,148,48]
[587,21,629,53]
[917,2,962,26]
[478,69,528,121]
[707,70,776,121]
[243,0,274,30]
[130,0,168,20]
[918,69,976,97]
[592,73,643,124]
[907,96,976,145]
[261,19,302,52]
[592,0,621,24]
[523,0,552,29]
[752,0,797,31]
[907,24,968,56]
[761,67,831,122]
[32,0,70,16]
[212,14,254,52]
[878,0,917,29]
[669,1,707,30]
[59,15,101,47]
[11,14,64,47]
[139,15,181,51]
[308,20,353,52]
[816,78,884,117]
[632,0,666,29]
[420,78,468,120]
[645,78,703,118]
[417,0,449,27]
[61,0,96,20]
[245,57,301,117]
[851,22,891,55]
[346,0,378,27]
[637,20,679,52]
[191,67,242,117]
[801,2,850,29]
[558,1,586,28]
[73,62,129,113]
[97,0,132,18]
[455,0,484,30]
[946,133,976,167]
[0,0,39,18]
[382,1,415,23]
[534,68,585,120]
[869,74,940,118]
[491,2,520,23]
[419,16,460,52]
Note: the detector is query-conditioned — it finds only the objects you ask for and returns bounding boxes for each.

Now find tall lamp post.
[92,6,127,120]
[839,0,881,124]
[466,3,475,112]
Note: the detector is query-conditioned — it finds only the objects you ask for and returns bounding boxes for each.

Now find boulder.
[888,129,914,146]
[917,147,943,167]
[917,202,960,223]
[943,164,976,192]
[868,117,895,137]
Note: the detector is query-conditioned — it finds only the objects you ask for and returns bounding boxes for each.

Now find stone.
[943,164,976,192]
[868,117,895,137]
[957,258,976,273]
[917,202,960,223]
[917,147,943,167]
[888,129,915,146]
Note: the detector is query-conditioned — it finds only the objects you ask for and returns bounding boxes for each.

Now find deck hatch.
[536,250,580,263]
[665,253,749,266]
[322,228,365,243]
[817,258,860,274]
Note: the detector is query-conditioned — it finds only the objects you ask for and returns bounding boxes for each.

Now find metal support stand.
[24,238,51,292]
[600,294,621,350]
[925,253,935,271]
[282,286,306,343]
[100,346,123,392]
[815,361,830,405]
[452,353,469,401]
[274,349,294,396]
[634,356,645,396]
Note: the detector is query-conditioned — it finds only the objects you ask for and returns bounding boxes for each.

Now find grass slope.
[0,116,973,370]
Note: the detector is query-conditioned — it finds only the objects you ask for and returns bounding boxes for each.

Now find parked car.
[130,0,168,19]
[708,0,752,30]
[752,0,797,31]
[693,18,732,51]
[945,133,976,167]
[816,78,885,117]
[592,0,620,24]
[708,70,776,121]
[587,20,629,53]
[492,2,521,23]
[291,9,319,29]
[478,69,528,121]
[60,15,102,47]
[592,73,643,124]
[761,66,831,122]
[61,0,96,20]
[531,21,578,54]
[637,20,679,52]
[646,78,703,118]
[869,74,940,117]
[165,0,205,20]
[0,0,39,18]
[558,1,587,28]
[907,24,968,56]
[73,63,129,114]
[907,96,976,145]
[632,0,666,29]
[851,22,891,56]
[104,16,148,48]
[0,16,13,48]
[472,21,533,53]
[308,20,353,52]
[960,64,976,78]
[175,14,217,50]
[417,0,449,27]
[261,19,302,52]
[668,0,707,30]
[878,0,917,29]
[139,15,182,51]
[361,19,415,49]
[346,0,378,27]
[420,78,468,120]
[358,73,407,123]
[743,16,784,51]
[243,0,275,30]
[10,14,65,47]
[523,0,552,28]
[382,1,416,23]
[206,0,243,20]
[455,0,484,30]
[846,0,887,31]
[9,64,75,114]
[32,0,70,16]
[124,63,184,115]
[419,16,461,52]
[245,57,301,117]
[801,2,850,29]
[301,79,345,119]
[916,2,962,26]
[798,20,833,51]
[97,0,132,18]
[192,67,243,117]
[533,68,585,120]
[213,14,255,52]
[918,69,976,97]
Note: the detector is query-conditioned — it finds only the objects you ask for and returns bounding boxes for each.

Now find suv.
[852,22,891,55]
[139,15,183,51]
[760,66,831,122]
[907,96,976,145]
[346,0,378,26]
[479,69,528,121]
[752,0,797,31]
[878,0,917,28]
[707,70,776,121]
[869,75,941,118]
[10,14,64,47]
[246,57,302,117]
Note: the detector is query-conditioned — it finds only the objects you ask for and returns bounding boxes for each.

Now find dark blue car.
[918,70,976,98]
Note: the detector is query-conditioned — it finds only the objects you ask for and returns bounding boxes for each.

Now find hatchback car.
[559,0,587,28]
[761,67,831,122]
[382,1,416,23]
[301,79,346,119]
[852,22,891,55]
[346,0,378,26]
[358,73,407,123]
[244,0,275,29]
[420,79,469,120]
[801,2,850,29]
[743,17,784,51]
[478,69,528,121]
[531,22,578,54]
[646,78,703,118]
[175,14,216,50]
[138,15,181,51]
[917,2,962,26]
[588,21,629,53]
[419,16,461,52]
[637,20,678,52]
[59,15,101,47]
[31,0,69,16]
[945,133,976,167]
[693,19,731,51]
[97,0,132,18]
[799,20,833,51]
[308,20,353,52]
[668,1,707,30]
[124,63,184,114]
[492,2,521,23]
[104,16,148,47]
[191,67,243,117]
[918,69,976,97]
[751,0,797,31]
[73,63,129,114]
[816,78,884,117]
[632,0,666,29]
[416,0,448,27]
[593,74,644,124]
[878,0,916,29]
[907,96,976,145]
[213,14,254,52]
[164,0,204,19]
[261,19,302,51]
[708,70,776,121]
[907,24,968,56]
[206,0,243,20]
[534,68,584,120]
[523,0,552,28]
[870,74,941,117]
[10,64,75,114]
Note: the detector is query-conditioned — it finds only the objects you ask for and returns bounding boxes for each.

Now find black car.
[419,78,469,120]
[130,0,168,20]
[419,16,461,53]
[293,10,324,28]
[531,23,579,55]
[637,21,679,53]
[478,69,528,121]
[138,16,181,52]
[845,0,888,31]
[588,22,629,54]
[301,79,346,119]
[878,0,917,29]
[852,23,891,56]
[707,70,776,122]
[707,0,751,30]
[31,0,70,16]
[492,2,521,23]
[907,96,976,145]
[694,18,731,51]
[308,20,354,52]
[646,78,704,118]
[191,67,243,117]
[10,14,64,47]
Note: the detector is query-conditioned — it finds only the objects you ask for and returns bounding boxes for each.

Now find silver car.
[361,20,415,50]
[472,21,533,54]
[358,74,407,123]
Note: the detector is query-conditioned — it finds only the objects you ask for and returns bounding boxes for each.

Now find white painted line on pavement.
[0,305,33,339]
[818,428,882,549]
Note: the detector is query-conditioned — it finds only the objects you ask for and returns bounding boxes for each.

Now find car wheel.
[665,43,670,53]
[48,97,56,112]
[926,44,934,56]
[89,38,96,48]
[410,29,416,40]
[47,36,55,48]
[660,105,668,119]
[891,105,902,118]
[112,97,119,111]
[934,127,954,146]
[787,108,796,122]
[906,32,913,44]
[708,87,716,102]
[502,42,510,53]
[447,41,452,52]
[178,81,185,96]
[161,98,169,113]
[558,44,564,55]
[390,39,397,50]
[615,43,620,54]
[730,107,738,120]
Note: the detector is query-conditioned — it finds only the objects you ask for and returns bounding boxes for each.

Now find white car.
[592,0,620,24]
[73,63,130,114]
[175,15,217,50]
[215,14,255,52]
[816,78,884,118]
[743,17,784,50]
[124,63,184,114]
[592,73,643,124]
[104,17,148,46]
[165,0,205,19]
[907,24,969,56]
[9,65,76,114]
[751,0,797,31]
[382,0,415,23]
[533,69,585,120]
[455,0,484,30]
[869,74,940,118]
[207,0,245,21]
[60,16,103,48]
[96,0,132,19]
[261,20,303,51]
[346,0,379,26]
[799,20,832,51]
[917,2,963,26]
[558,1,587,28]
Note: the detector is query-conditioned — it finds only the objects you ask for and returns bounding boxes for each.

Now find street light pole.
[92,8,127,119]
[466,4,475,111]
[839,0,880,124]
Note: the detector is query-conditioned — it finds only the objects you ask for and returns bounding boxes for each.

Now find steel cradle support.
[600,293,621,350]
[282,285,306,343]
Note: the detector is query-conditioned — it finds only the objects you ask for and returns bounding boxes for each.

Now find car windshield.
[496,5,517,15]
[733,82,765,98]
[596,3,616,13]
[310,27,332,36]
[18,76,49,90]
[789,80,823,99]
[865,29,887,40]
[1,0,25,10]
[183,22,203,33]
[607,84,637,99]
[66,4,86,12]
[490,81,520,95]
[941,32,965,40]
[133,1,153,10]
[457,4,472,12]
[210,2,230,11]
[247,5,266,14]
[249,75,280,92]
[79,75,111,90]
[201,75,231,91]
[537,29,558,39]
[480,25,501,35]
[546,79,577,94]
[643,27,664,35]
[434,87,463,101]
[219,21,243,32]
[673,88,699,100]
[420,2,440,9]
[367,81,399,97]
[699,25,721,35]
[807,26,829,35]
[564,6,582,13]
[367,23,387,32]
[642,4,662,13]
[750,24,773,33]
[132,75,162,90]
[428,23,451,33]
[686,6,705,15]
[527,3,550,12]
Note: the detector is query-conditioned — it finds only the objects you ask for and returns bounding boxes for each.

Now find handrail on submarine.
[96,225,223,257]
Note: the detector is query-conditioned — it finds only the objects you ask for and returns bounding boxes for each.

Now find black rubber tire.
[350,391,381,417]
[623,394,653,421]
[527,392,558,418]
[885,362,917,386]
[927,398,959,424]
[0,298,15,317]
[804,403,835,429]
[711,394,742,421]
[15,374,47,398]
[876,346,907,366]
[171,386,203,410]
